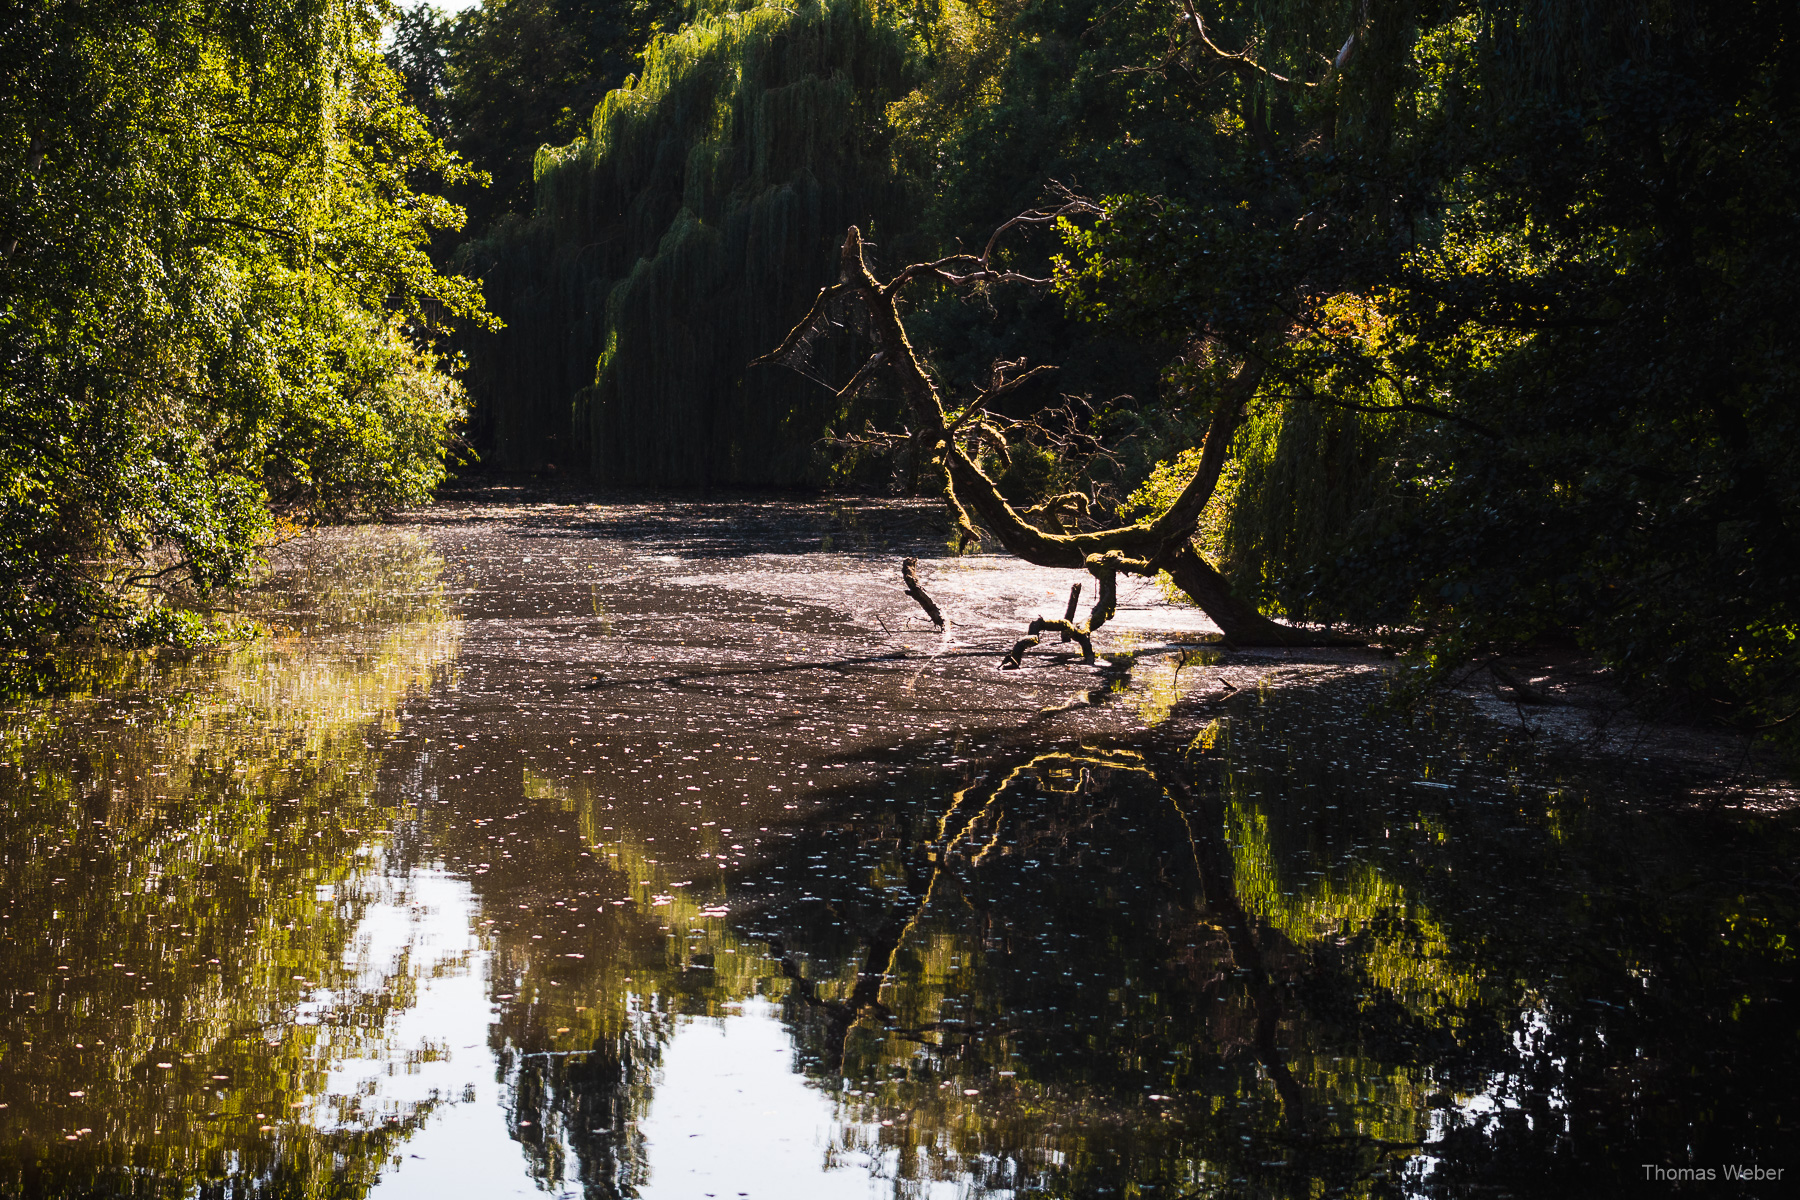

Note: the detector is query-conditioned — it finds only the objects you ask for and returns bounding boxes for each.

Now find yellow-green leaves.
[1,1,487,644]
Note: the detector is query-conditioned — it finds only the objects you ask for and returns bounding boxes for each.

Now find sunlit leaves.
[0,0,488,645]
[1044,0,1800,744]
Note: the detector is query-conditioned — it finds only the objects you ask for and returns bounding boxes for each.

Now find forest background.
[3,0,1796,752]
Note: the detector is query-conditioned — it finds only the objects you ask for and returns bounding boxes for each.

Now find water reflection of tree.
[417,782,674,1197]
[740,680,1794,1197]
[438,761,810,1196]
[1216,682,1799,1195]
[408,664,1795,1199]
[498,727,1442,1195]
[0,532,459,1196]
[806,748,1378,1197]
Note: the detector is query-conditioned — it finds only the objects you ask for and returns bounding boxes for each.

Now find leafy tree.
[388,0,690,237]
[884,0,1219,447]
[1,0,487,647]
[1053,0,1800,740]
[458,0,920,479]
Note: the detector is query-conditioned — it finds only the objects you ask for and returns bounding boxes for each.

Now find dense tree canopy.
[1,0,487,646]
[387,0,688,235]
[454,0,919,479]
[5,0,1794,744]
[1052,0,1800,738]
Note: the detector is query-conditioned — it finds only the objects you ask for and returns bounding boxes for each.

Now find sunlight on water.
[2,507,1793,1198]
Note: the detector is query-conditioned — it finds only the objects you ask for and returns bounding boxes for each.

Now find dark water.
[2,498,1794,1198]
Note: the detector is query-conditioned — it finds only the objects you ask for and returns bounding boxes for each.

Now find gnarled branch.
[1021,492,1093,535]
[769,215,1355,647]
[1177,0,1309,88]
[1001,617,1094,668]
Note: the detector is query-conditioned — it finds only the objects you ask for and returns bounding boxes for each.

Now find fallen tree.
[761,205,1358,655]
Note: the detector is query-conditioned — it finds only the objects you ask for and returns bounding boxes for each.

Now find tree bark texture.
[822,223,1355,647]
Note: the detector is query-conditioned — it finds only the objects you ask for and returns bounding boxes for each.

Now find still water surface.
[2,497,1794,1198]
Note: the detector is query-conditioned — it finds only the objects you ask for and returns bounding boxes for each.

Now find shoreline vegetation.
[6,0,1798,759]
[19,486,1792,804]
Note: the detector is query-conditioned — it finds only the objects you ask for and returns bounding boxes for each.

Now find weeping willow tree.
[1126,388,1407,622]
[1206,399,1404,622]
[458,0,920,483]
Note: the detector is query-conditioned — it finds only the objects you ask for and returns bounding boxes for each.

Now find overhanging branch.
[762,210,1359,647]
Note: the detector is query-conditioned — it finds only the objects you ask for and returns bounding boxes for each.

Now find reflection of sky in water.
[3,505,1795,1199]
[337,867,521,1197]
[341,866,875,1199]
[636,1004,879,1200]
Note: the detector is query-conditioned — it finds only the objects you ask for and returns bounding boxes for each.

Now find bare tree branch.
[764,210,1356,647]
[834,351,886,402]
[1176,0,1310,88]
[749,282,848,369]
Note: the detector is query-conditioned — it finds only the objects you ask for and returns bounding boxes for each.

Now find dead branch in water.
[1002,617,1097,668]
[1058,581,1082,642]
[1490,661,1553,705]
[1000,551,1146,668]
[901,557,944,627]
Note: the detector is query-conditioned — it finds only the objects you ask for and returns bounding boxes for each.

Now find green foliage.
[1,0,486,646]
[115,607,228,651]
[446,0,1220,485]
[460,0,919,482]
[984,441,1050,506]
[886,0,1214,407]
[1124,395,1402,616]
[389,0,690,235]
[889,0,1216,247]
[1057,0,1800,743]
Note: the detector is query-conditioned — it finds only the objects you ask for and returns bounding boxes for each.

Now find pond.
[2,495,1794,1199]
